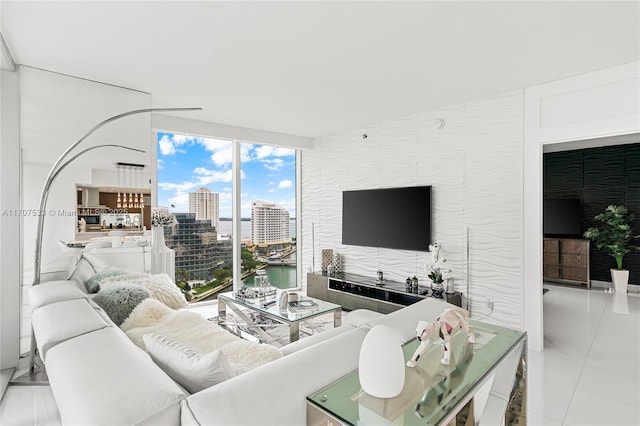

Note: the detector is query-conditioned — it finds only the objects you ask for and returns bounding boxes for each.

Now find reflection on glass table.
[217,291,342,344]
[307,319,526,426]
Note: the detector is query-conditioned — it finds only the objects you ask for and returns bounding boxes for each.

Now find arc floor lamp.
[12,106,202,384]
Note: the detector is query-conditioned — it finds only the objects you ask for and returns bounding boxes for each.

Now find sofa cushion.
[143,333,236,393]
[182,327,369,426]
[45,327,186,426]
[31,298,110,361]
[28,280,89,311]
[93,283,151,326]
[364,297,455,342]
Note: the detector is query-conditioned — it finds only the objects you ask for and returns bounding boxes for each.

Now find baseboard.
[0,368,15,403]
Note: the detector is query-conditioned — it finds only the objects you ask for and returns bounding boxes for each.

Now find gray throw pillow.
[85,268,128,293]
[93,284,151,326]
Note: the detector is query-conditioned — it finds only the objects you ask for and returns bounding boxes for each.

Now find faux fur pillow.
[85,268,129,293]
[94,273,187,309]
[135,274,188,309]
[121,298,174,331]
[93,284,151,326]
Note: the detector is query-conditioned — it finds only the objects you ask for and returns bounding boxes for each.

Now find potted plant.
[583,205,639,293]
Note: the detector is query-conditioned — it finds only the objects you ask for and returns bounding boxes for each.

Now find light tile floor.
[528,285,640,425]
[1,286,639,425]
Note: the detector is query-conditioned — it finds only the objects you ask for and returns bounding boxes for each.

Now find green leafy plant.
[583,205,640,270]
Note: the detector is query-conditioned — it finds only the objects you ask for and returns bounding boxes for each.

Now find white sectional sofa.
[29,278,455,425]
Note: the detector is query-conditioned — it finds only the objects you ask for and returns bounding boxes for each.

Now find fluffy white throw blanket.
[122,299,283,375]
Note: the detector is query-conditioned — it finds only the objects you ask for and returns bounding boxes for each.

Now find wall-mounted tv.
[342,186,432,251]
[543,198,582,237]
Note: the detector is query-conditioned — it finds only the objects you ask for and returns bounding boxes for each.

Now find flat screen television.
[543,198,582,237]
[342,186,431,251]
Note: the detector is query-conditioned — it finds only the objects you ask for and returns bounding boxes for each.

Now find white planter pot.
[610,269,629,293]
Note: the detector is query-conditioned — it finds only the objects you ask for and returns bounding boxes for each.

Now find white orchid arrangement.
[425,241,451,284]
[151,208,177,227]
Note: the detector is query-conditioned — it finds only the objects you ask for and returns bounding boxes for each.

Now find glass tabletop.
[307,319,526,425]
[218,290,341,323]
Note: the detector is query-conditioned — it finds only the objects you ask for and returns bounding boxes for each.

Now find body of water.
[218,218,296,240]
[242,263,297,289]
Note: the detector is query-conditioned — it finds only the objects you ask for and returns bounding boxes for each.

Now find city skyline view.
[157,132,296,219]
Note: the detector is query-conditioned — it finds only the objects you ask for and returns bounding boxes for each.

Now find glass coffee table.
[307,319,526,425]
[217,291,342,344]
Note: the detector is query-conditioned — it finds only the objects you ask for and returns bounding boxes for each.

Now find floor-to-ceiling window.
[240,142,297,289]
[157,133,298,302]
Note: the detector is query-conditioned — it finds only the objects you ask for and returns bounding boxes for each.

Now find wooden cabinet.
[543,238,590,287]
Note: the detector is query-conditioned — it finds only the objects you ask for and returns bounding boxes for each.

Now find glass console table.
[307,320,526,425]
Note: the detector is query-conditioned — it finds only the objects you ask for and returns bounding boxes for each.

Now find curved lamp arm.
[32,106,201,286]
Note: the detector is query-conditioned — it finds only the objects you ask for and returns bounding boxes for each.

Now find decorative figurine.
[406,307,474,367]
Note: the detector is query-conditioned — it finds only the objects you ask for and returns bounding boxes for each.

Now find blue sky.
[157,133,296,218]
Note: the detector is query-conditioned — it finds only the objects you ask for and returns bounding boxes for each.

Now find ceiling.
[2,1,639,139]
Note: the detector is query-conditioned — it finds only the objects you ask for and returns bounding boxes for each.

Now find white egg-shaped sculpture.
[358,325,405,398]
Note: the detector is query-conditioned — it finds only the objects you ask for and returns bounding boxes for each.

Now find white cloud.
[253,145,295,159]
[158,133,198,156]
[158,135,177,156]
[158,181,199,192]
[210,150,232,167]
[194,167,233,185]
[199,138,231,152]
[157,159,164,170]
[264,158,284,171]
[254,145,274,159]
[273,147,295,157]
[168,193,189,212]
[278,180,293,189]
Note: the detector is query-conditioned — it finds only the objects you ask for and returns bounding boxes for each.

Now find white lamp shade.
[358,325,405,398]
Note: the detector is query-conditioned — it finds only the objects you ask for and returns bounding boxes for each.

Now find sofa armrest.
[182,327,369,426]
[279,324,355,356]
[365,297,456,342]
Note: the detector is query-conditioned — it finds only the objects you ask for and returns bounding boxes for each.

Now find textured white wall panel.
[418,105,466,293]
[302,91,524,330]
[300,149,321,280]
[345,125,380,191]
[464,91,523,327]
[378,114,419,187]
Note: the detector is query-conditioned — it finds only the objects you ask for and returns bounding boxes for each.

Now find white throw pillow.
[67,257,96,292]
[143,333,235,393]
[82,249,110,272]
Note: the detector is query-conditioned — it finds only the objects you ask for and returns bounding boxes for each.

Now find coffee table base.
[218,293,342,344]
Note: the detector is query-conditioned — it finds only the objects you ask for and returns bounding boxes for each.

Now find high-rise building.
[164,213,231,280]
[251,200,290,245]
[189,187,219,230]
